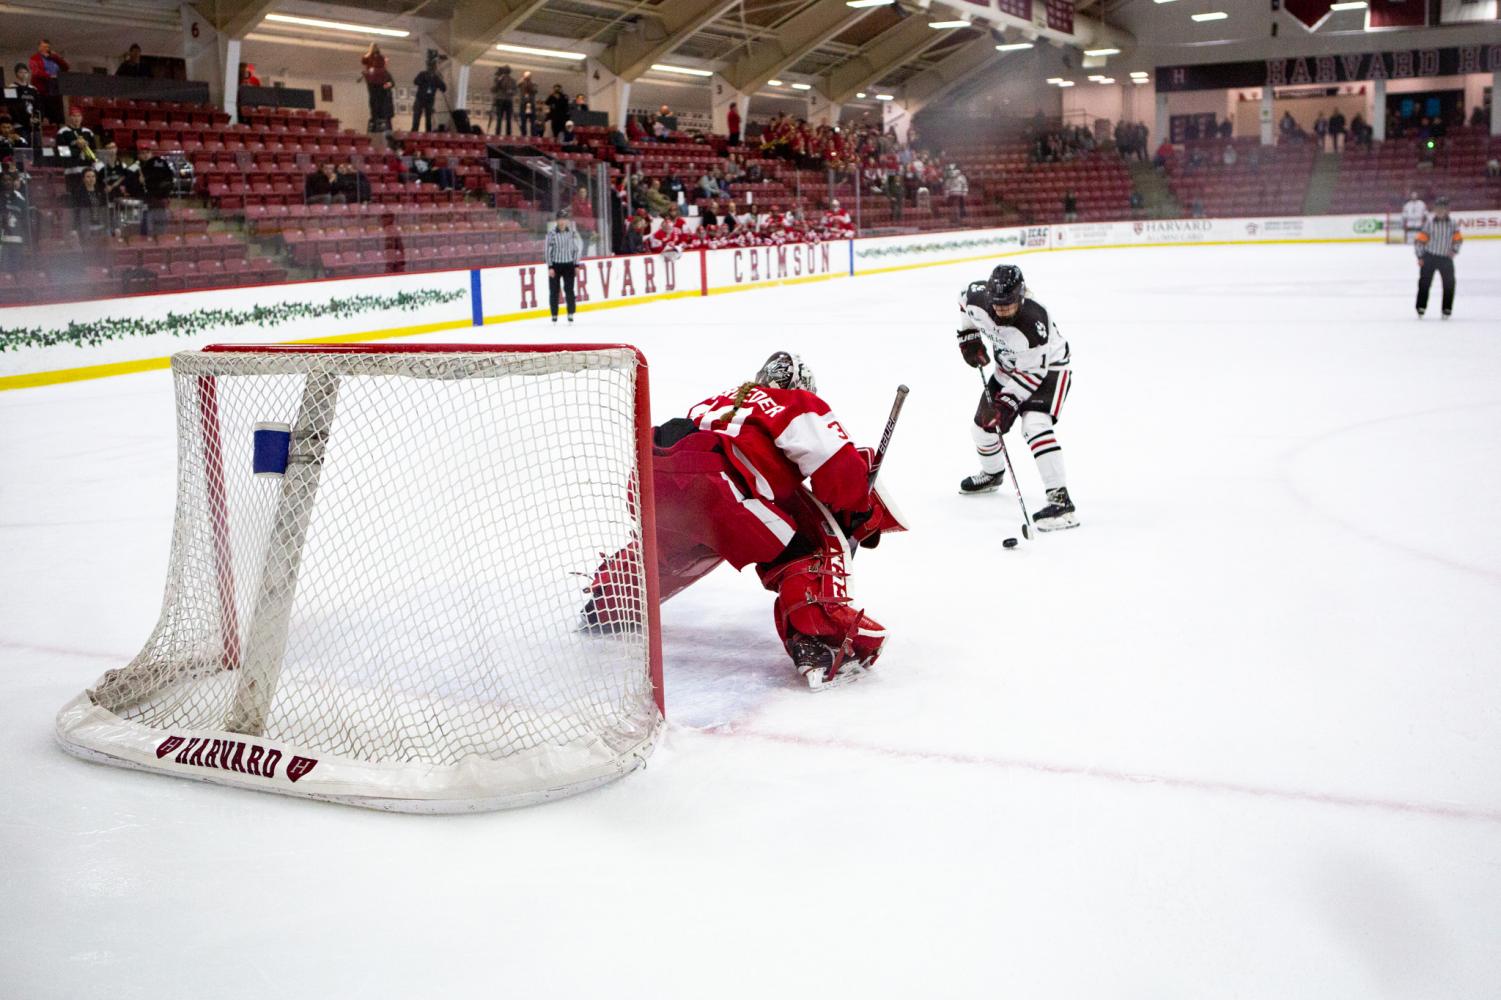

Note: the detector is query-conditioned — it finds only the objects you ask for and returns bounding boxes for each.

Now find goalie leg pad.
[759,550,886,681]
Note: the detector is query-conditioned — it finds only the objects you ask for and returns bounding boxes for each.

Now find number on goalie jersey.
[582,351,906,690]
[955,264,1079,530]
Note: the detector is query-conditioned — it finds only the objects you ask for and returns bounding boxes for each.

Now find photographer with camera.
[412,51,447,133]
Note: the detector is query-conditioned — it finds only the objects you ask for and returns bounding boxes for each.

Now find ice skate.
[1032,487,1079,531]
[790,635,867,692]
[959,470,1005,495]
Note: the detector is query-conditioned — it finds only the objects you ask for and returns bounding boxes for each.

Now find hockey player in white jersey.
[955,263,1078,530]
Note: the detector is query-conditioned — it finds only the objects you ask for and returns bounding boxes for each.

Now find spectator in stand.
[117,44,148,78]
[139,150,175,236]
[305,162,337,205]
[518,72,538,136]
[106,146,144,202]
[1191,198,1206,218]
[1328,109,1346,152]
[883,169,903,223]
[1184,118,1201,142]
[727,101,741,145]
[1314,112,1329,151]
[624,115,646,144]
[54,108,99,194]
[824,198,853,235]
[411,58,447,133]
[7,66,42,148]
[1129,189,1144,214]
[656,105,681,141]
[944,164,968,221]
[240,63,261,87]
[1279,110,1299,144]
[1471,106,1486,128]
[625,216,648,254]
[491,67,516,136]
[1350,113,1371,149]
[573,94,589,115]
[1219,119,1232,139]
[1400,190,1427,242]
[560,120,579,150]
[334,162,371,203]
[700,199,719,228]
[642,178,672,216]
[0,170,29,271]
[544,84,568,139]
[662,171,685,204]
[1487,156,1500,179]
[1222,144,1238,167]
[69,166,109,241]
[1154,139,1174,171]
[1062,190,1078,223]
[696,168,720,200]
[28,39,69,124]
[360,44,394,133]
[415,156,457,190]
[0,120,29,161]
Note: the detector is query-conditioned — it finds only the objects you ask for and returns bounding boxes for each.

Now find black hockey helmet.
[756,351,817,393]
[986,264,1025,308]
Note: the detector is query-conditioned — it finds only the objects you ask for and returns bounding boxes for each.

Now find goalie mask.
[755,351,817,394]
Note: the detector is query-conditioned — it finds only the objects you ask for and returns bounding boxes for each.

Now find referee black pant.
[548,262,577,318]
[1416,255,1455,314]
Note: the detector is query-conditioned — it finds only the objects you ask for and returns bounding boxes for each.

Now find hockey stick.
[979,369,1034,542]
[867,384,910,492]
[847,384,908,561]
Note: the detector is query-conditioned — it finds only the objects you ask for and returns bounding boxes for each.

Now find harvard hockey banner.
[1045,0,1074,33]
[995,0,1032,19]
[1368,0,1429,28]
[1439,0,1496,22]
[1284,0,1335,30]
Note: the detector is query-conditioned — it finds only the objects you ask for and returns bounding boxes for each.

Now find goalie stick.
[846,384,908,562]
[978,369,1034,543]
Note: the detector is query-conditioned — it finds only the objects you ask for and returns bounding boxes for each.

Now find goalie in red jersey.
[584,352,906,690]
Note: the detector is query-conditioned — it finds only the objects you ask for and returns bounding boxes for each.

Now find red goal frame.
[196,342,665,714]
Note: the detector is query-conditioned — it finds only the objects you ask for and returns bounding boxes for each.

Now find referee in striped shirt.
[1415,197,1462,319]
[544,209,583,323]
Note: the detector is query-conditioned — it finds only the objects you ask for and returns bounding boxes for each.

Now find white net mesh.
[58,346,661,810]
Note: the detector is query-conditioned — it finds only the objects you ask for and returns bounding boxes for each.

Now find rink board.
[3,210,1495,388]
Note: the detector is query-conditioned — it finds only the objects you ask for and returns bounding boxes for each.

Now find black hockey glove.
[989,387,1020,435]
[957,330,989,368]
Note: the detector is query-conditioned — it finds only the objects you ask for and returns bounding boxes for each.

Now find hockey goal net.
[56,343,663,811]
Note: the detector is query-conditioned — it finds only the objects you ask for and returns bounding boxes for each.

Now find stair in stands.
[1303,151,1341,216]
[1129,160,1180,219]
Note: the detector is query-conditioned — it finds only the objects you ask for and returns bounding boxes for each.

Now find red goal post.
[56,342,663,812]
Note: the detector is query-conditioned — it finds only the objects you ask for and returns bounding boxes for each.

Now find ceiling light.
[790,82,812,90]
[1132,78,1150,84]
[1329,1,1366,8]
[1046,77,1064,84]
[768,79,784,86]
[1097,77,1115,84]
[1084,48,1121,56]
[1191,11,1228,20]
[855,91,867,98]
[1153,0,1178,3]
[928,19,971,28]
[1056,81,1075,87]
[996,42,1035,51]
[1130,70,1149,76]
[875,94,895,101]
[652,63,714,77]
[1088,75,1107,81]
[495,42,586,60]
[846,0,895,7]
[263,13,409,37]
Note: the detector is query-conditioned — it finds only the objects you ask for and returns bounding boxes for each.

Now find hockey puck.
[1003,537,1019,549]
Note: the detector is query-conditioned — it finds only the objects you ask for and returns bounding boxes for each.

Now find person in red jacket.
[584,352,905,689]
[726,101,741,146]
[28,39,69,124]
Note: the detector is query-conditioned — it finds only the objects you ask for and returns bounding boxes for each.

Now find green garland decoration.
[1,288,466,353]
[855,234,1024,260]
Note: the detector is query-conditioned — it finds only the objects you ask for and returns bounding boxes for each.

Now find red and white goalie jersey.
[686,382,871,515]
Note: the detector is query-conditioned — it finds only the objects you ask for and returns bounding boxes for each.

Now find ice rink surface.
[4,240,1500,999]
